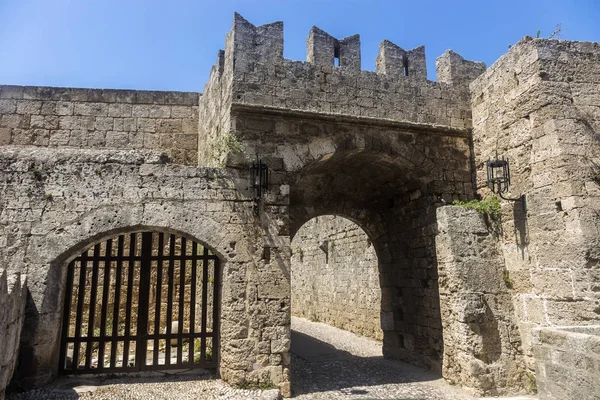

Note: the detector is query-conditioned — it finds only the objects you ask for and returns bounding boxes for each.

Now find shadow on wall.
[290,330,441,397]
[10,290,39,392]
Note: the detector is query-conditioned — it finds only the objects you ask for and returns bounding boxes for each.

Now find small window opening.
[263,246,271,263]
[334,45,341,67]
[319,240,329,264]
[403,59,409,76]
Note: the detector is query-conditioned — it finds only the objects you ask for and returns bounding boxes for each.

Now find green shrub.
[452,196,502,220]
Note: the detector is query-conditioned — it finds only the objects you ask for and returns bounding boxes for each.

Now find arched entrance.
[58,231,220,374]
[291,215,382,341]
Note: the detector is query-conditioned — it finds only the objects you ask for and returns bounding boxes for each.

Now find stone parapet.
[0,85,200,165]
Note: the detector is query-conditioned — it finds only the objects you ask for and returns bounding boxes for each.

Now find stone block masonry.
[0,86,199,165]
[470,37,600,372]
[533,326,600,399]
[0,271,27,400]
[1,11,599,400]
[291,216,381,340]
[0,147,291,394]
[435,206,526,396]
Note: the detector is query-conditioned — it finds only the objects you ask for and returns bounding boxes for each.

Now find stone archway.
[287,148,447,370]
[291,215,382,341]
[14,202,240,387]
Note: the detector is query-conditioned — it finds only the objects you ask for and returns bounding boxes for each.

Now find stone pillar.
[436,50,485,86]
[0,271,27,400]
[435,206,527,396]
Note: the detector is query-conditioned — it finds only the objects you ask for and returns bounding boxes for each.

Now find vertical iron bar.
[177,237,186,364]
[153,233,164,366]
[110,235,124,369]
[200,247,209,362]
[165,234,176,365]
[189,242,197,364]
[98,239,112,370]
[212,257,221,365]
[85,244,100,370]
[137,232,152,370]
[59,261,75,372]
[72,255,88,370]
[122,233,136,368]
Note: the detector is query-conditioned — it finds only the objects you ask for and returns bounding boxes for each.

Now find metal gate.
[59,231,220,373]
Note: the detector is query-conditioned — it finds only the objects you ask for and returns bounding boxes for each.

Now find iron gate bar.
[72,254,88,369]
[176,237,185,364]
[72,255,219,262]
[60,332,215,341]
[165,234,175,366]
[213,256,221,363]
[85,244,101,370]
[153,232,164,367]
[189,241,197,364]
[122,233,136,367]
[200,247,209,363]
[60,231,219,374]
[110,235,124,369]
[98,239,112,371]
[137,232,152,370]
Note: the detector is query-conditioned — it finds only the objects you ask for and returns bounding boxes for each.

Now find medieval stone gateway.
[1,12,599,400]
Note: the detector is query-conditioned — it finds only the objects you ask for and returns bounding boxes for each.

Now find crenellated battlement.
[221,13,483,85]
[376,40,427,80]
[307,27,361,72]
[199,13,486,166]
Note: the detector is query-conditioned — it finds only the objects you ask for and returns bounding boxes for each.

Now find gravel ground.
[7,372,263,400]
[8,317,519,400]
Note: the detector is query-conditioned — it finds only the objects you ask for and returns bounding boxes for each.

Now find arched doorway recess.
[58,231,220,374]
[291,215,382,341]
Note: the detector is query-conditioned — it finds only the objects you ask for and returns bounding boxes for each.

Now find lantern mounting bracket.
[486,154,527,212]
[249,156,270,216]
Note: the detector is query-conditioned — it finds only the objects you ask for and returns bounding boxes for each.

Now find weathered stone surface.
[291,216,381,340]
[435,206,527,396]
[0,86,199,164]
[0,147,290,392]
[0,271,27,400]
[0,12,598,400]
[534,326,600,400]
[470,37,600,377]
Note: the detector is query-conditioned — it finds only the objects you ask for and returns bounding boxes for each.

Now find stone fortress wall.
[470,38,600,371]
[198,13,485,168]
[291,216,381,340]
[0,11,598,400]
[0,86,199,164]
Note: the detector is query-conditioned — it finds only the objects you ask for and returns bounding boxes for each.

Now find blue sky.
[0,0,598,92]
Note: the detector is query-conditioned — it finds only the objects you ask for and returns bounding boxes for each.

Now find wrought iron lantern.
[249,156,269,215]
[486,154,526,211]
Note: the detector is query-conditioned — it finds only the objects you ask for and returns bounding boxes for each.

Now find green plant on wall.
[503,269,514,289]
[525,371,537,393]
[452,196,502,221]
[207,132,245,167]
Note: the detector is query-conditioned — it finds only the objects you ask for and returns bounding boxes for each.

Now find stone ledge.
[0,146,170,165]
[0,85,200,106]
[231,103,470,137]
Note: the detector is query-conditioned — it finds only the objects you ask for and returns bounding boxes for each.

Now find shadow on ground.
[290,330,442,398]
[6,370,215,400]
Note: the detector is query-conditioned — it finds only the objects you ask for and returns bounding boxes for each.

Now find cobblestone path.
[8,317,518,399]
[290,316,474,400]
